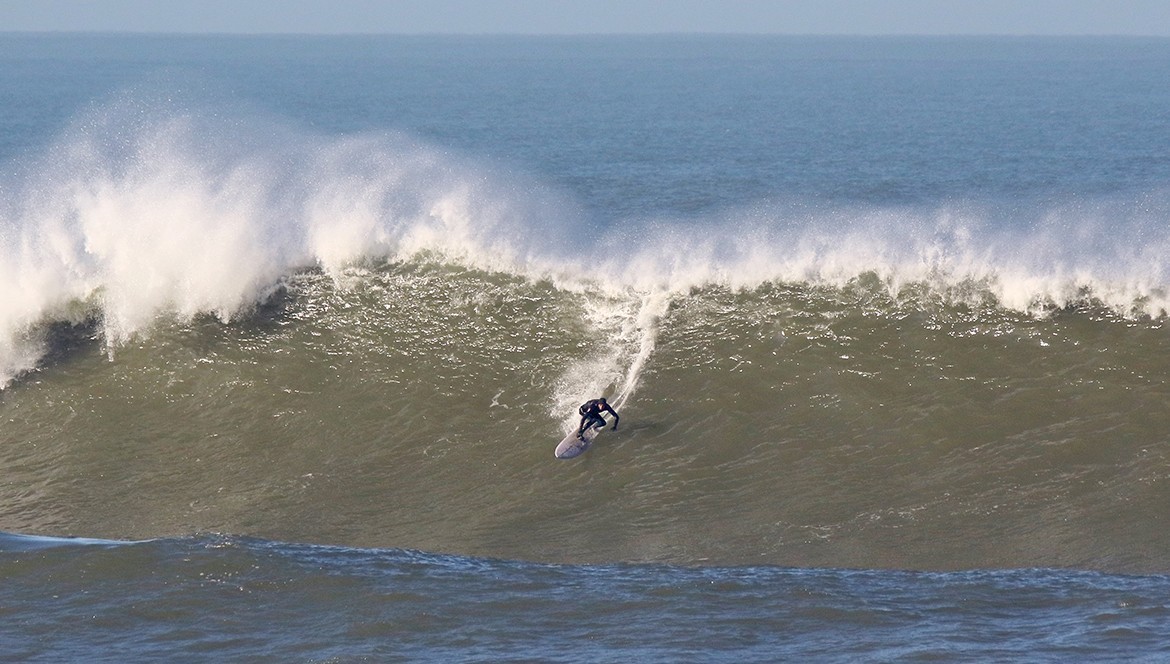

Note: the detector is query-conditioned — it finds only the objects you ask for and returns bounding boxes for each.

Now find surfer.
[577,397,619,440]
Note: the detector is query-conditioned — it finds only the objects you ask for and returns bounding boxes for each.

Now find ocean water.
[2,33,1170,660]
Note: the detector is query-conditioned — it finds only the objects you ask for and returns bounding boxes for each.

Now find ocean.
[2,33,1170,661]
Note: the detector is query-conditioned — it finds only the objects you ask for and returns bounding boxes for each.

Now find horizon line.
[3,30,1169,38]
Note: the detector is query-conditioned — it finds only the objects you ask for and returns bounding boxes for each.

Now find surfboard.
[554,423,601,459]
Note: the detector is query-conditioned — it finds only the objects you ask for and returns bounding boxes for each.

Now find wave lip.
[0,531,132,552]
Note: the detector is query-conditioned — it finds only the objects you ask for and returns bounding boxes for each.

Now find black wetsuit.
[577,399,619,438]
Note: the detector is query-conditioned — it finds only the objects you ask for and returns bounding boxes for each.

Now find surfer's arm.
[604,406,619,430]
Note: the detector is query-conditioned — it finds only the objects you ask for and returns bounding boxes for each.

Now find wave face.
[3,35,1170,575]
[3,261,1170,572]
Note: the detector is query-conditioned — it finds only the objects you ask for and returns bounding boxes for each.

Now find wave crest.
[3,85,1170,387]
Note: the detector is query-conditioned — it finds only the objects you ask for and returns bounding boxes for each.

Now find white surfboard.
[554,422,603,459]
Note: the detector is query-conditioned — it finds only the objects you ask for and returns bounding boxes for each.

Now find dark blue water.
[4,35,1170,216]
[3,534,1169,662]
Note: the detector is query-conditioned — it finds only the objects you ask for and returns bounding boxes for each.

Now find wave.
[3,85,1170,388]
[0,85,586,386]
[3,258,1170,571]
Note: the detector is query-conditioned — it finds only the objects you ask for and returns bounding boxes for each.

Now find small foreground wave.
[1,531,1167,662]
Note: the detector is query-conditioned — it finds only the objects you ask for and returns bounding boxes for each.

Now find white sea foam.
[0,92,581,386]
[593,196,1170,317]
[3,93,1169,388]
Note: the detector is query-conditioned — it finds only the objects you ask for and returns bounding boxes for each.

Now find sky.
[1,0,1169,36]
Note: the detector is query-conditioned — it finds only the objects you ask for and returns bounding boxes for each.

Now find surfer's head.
[598,397,607,404]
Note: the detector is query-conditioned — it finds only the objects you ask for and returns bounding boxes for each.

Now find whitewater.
[7,87,1170,387]
[2,33,1170,661]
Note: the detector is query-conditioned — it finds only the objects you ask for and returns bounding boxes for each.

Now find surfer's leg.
[577,415,601,439]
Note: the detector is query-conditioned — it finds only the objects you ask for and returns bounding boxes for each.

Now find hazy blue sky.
[2,0,1169,35]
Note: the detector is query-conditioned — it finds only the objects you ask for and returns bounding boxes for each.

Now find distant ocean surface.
[2,33,1170,661]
